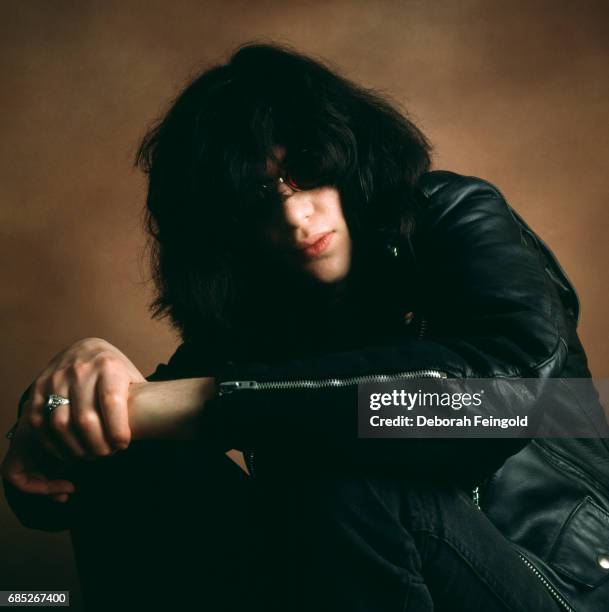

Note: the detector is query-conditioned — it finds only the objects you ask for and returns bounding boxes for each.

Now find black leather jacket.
[5,171,609,611]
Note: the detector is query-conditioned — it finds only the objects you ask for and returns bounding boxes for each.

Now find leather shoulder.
[415,170,580,324]
[416,170,506,214]
[411,170,519,249]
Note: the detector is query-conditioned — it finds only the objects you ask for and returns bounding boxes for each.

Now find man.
[4,43,607,611]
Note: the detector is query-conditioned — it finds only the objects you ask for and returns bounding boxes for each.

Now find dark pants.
[70,444,561,612]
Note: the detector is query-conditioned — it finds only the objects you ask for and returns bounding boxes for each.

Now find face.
[255,149,353,284]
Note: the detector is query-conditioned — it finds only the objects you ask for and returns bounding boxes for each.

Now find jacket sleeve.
[202,173,571,484]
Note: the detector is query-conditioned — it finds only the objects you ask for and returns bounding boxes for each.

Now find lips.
[295,231,334,258]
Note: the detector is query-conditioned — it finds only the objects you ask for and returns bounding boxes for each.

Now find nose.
[277,182,314,228]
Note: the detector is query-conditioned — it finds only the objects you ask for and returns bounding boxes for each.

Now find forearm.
[128,377,216,440]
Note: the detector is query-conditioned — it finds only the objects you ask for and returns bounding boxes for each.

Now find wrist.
[128,377,217,440]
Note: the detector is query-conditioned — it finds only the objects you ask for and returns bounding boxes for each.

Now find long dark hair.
[136,42,431,347]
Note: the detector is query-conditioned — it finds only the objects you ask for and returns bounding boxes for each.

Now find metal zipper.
[517,551,574,612]
[472,456,574,608]
[218,368,448,396]
[228,380,573,612]
[227,313,438,479]
[417,317,428,341]
[472,486,480,509]
[219,368,448,479]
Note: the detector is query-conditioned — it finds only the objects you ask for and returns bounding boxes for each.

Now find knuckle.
[76,411,99,429]
[94,352,119,369]
[49,413,70,432]
[99,390,124,408]
[50,369,67,387]
[69,361,92,379]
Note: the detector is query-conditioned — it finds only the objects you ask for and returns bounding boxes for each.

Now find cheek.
[319,188,347,226]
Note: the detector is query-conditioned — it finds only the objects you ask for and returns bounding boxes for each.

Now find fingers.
[68,365,113,456]
[26,379,49,435]
[10,470,75,496]
[48,402,88,458]
[2,450,75,497]
[96,370,131,450]
[25,380,66,460]
[21,338,140,462]
[45,374,88,458]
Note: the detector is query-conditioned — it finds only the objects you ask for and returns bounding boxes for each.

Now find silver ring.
[45,393,70,414]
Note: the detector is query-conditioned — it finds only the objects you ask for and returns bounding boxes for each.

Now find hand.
[22,337,146,461]
[2,418,76,503]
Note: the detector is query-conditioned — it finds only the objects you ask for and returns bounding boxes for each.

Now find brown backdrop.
[2,1,608,607]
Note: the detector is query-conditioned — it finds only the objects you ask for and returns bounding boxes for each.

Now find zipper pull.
[218,380,260,395]
[472,486,481,509]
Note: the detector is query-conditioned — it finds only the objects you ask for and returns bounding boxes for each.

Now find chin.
[304,259,351,284]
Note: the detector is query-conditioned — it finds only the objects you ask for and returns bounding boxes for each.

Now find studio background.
[1,1,608,608]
